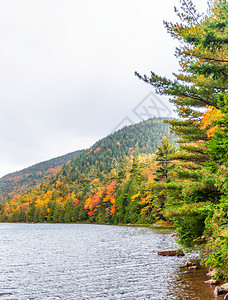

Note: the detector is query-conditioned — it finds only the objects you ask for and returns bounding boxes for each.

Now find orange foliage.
[141,162,156,183]
[103,180,117,216]
[103,180,116,203]
[88,149,93,155]
[200,106,224,137]
[84,180,117,217]
[72,199,80,206]
[110,204,115,216]
[94,148,101,153]
[128,147,134,155]
[84,186,105,213]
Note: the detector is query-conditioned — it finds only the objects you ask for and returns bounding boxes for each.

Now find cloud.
[0,0,208,177]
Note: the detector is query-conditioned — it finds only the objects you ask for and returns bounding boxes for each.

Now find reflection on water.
[168,265,225,300]
[0,223,221,299]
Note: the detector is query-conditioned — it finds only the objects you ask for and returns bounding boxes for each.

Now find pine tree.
[155,137,176,181]
[136,0,228,149]
[136,0,228,275]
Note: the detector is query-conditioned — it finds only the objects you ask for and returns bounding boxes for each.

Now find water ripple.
[0,223,215,300]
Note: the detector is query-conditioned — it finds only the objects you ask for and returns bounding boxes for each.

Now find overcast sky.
[0,0,208,177]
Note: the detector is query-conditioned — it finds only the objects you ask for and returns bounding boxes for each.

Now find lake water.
[0,223,221,300]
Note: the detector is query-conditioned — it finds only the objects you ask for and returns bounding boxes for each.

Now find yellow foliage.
[131,191,140,202]
[200,106,224,137]
[140,206,149,215]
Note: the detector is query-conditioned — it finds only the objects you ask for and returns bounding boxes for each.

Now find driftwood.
[158,249,185,256]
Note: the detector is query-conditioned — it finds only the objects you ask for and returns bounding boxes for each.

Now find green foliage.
[165,203,213,249]
[204,196,228,278]
[59,117,175,180]
[155,136,176,181]
[136,0,228,278]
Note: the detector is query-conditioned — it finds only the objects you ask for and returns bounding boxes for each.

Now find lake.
[0,223,220,299]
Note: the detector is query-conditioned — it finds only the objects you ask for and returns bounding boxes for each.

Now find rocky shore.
[159,239,228,299]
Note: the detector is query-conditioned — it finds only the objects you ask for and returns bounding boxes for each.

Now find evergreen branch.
[135,71,219,108]
[192,55,228,63]
[181,0,200,24]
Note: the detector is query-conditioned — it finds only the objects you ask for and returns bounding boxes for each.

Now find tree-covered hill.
[0,118,176,225]
[58,117,175,181]
[0,150,83,202]
[0,118,174,203]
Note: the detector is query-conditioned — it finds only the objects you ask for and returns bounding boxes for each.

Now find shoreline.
[0,220,175,228]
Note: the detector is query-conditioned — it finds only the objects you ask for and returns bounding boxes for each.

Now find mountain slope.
[0,150,83,202]
[0,117,175,203]
[58,117,175,181]
[0,117,176,222]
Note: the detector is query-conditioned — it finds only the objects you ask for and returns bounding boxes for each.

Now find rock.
[184,261,194,267]
[171,233,178,238]
[189,265,198,270]
[207,269,216,277]
[214,286,228,296]
[158,249,185,256]
[204,279,219,285]
[221,283,228,291]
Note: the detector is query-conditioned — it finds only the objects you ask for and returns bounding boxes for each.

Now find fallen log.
[158,249,185,256]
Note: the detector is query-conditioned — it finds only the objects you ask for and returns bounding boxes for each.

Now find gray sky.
[0,0,208,177]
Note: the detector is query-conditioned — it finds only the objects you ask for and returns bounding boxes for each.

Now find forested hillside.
[58,117,174,179]
[0,117,174,203]
[0,117,175,224]
[0,150,83,202]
